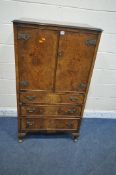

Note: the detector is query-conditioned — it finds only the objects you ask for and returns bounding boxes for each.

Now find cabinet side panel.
[13,24,21,132]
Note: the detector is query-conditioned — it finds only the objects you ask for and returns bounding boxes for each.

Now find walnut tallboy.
[13,19,102,142]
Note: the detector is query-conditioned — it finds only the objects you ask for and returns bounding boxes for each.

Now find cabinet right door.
[55,31,98,92]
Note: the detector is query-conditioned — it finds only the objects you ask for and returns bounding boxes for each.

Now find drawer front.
[20,105,82,116]
[59,94,84,104]
[21,117,80,130]
[20,92,50,104]
[20,91,84,104]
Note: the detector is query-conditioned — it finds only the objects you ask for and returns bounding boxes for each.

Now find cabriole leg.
[72,133,80,142]
[18,132,26,143]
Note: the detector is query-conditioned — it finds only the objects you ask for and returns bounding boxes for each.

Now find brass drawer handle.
[26,120,34,128]
[67,108,77,114]
[69,96,78,102]
[58,108,78,115]
[26,96,36,101]
[26,108,44,114]
[26,108,36,113]
[66,123,73,129]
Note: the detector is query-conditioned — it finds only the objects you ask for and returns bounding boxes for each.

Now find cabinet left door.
[16,26,58,91]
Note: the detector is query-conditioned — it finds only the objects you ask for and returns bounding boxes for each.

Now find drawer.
[20,105,82,116]
[21,117,80,131]
[20,91,84,104]
[59,94,84,104]
[20,91,50,104]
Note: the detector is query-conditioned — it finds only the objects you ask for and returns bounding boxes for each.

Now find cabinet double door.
[17,26,97,92]
[17,25,97,131]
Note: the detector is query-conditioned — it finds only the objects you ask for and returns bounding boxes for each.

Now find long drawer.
[20,91,84,105]
[20,104,82,116]
[20,117,80,131]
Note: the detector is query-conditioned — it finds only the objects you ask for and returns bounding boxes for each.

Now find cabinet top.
[13,18,103,32]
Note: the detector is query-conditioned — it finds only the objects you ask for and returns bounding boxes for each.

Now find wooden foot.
[18,139,23,143]
[72,133,80,142]
[18,132,26,143]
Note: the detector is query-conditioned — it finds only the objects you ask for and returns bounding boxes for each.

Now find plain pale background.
[0,0,116,117]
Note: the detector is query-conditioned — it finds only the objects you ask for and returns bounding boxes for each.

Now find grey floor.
[0,117,116,175]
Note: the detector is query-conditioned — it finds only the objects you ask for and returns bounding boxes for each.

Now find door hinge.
[85,39,96,46]
[20,81,29,87]
[18,33,31,40]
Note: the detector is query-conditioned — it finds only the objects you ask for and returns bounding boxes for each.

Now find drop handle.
[26,96,36,101]
[69,96,78,102]
[26,120,34,127]
[66,123,73,129]
[26,108,36,113]
[67,108,77,114]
